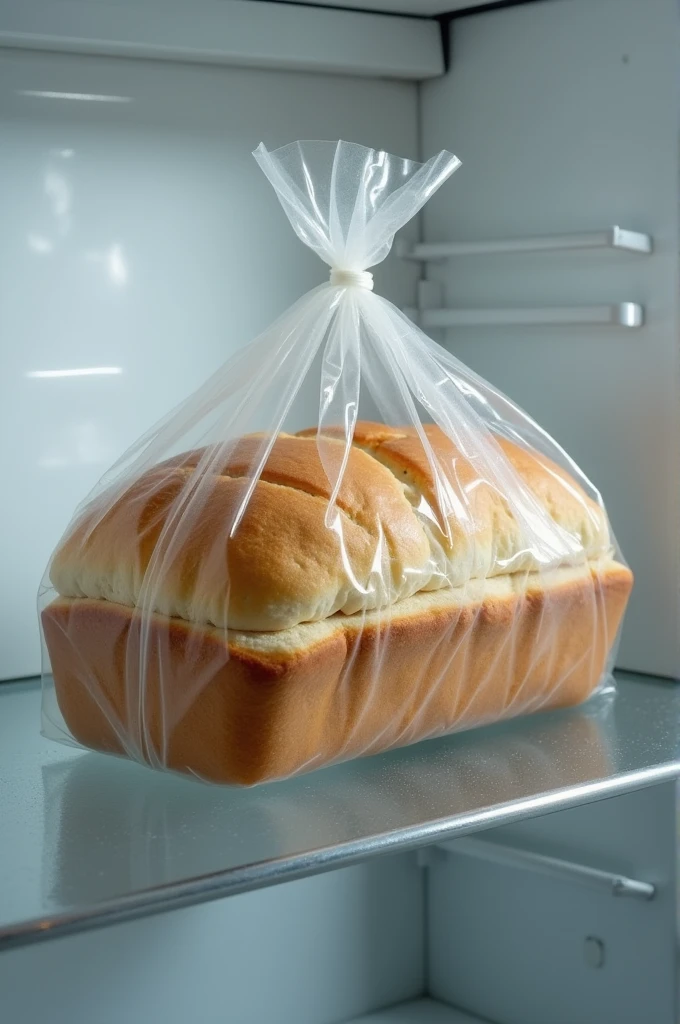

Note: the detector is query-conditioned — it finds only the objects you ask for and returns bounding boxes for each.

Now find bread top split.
[50,421,610,632]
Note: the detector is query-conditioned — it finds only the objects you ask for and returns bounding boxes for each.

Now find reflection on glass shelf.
[0,673,678,950]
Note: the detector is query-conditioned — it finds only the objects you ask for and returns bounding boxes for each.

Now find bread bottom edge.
[42,560,632,784]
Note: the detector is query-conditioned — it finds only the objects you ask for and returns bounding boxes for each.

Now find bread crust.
[300,422,609,583]
[49,425,610,632]
[42,558,632,785]
[49,435,432,631]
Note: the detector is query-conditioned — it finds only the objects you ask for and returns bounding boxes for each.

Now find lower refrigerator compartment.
[427,784,678,1024]
[0,781,675,1024]
[356,782,678,1024]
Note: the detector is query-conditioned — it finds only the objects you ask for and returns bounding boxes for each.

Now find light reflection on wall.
[27,367,123,379]
[37,420,120,469]
[27,233,53,254]
[85,244,129,286]
[18,90,131,103]
[44,168,71,236]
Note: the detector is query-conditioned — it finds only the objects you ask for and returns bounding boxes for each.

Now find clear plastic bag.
[39,141,633,785]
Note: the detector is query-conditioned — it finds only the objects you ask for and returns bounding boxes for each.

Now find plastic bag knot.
[329,269,374,291]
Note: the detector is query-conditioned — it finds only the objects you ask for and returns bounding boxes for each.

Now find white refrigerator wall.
[0,855,425,1024]
[0,49,420,680]
[420,0,680,678]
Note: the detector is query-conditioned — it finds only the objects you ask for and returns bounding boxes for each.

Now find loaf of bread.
[42,422,632,784]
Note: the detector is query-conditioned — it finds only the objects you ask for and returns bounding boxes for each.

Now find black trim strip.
[247,0,431,20]
[443,0,541,21]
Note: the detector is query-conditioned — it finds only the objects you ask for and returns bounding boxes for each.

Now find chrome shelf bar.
[400,227,652,260]
[440,836,656,901]
[421,302,644,329]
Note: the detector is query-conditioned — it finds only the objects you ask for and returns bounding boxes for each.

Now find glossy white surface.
[0,48,419,679]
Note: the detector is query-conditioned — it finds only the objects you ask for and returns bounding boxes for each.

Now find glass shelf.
[1,672,678,951]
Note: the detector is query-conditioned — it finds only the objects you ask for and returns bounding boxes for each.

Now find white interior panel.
[0,855,424,1024]
[420,0,680,677]
[0,0,443,79]
[0,49,419,680]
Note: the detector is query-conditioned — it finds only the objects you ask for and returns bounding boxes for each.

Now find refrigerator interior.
[1,0,678,1022]
[0,760,675,1024]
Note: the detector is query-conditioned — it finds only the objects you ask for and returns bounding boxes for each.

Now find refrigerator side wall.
[420,0,680,677]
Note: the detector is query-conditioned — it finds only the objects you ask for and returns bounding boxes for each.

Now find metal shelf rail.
[398,227,653,260]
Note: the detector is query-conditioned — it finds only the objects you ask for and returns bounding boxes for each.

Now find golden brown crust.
[50,434,432,631]
[300,421,609,580]
[42,559,632,785]
[50,423,611,633]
